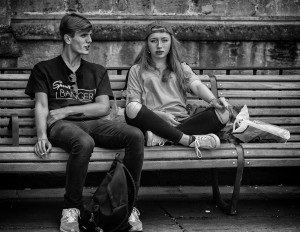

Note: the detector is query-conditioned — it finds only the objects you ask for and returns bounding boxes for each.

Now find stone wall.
[1,0,300,69]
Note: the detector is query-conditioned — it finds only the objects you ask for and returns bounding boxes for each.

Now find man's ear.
[64,34,71,45]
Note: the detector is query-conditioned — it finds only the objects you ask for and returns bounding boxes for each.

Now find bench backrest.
[0,71,299,145]
[214,75,300,142]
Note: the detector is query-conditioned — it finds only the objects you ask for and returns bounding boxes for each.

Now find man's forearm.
[35,105,49,139]
[62,102,110,118]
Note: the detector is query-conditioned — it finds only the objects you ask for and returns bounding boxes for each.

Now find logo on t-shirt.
[53,81,96,102]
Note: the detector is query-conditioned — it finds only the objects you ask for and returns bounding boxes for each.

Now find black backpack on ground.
[79,154,136,232]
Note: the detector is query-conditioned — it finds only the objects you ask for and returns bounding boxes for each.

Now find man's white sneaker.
[146,131,167,147]
[128,207,143,231]
[189,133,220,158]
[60,208,80,232]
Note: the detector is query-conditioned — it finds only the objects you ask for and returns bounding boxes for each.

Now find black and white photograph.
[0,0,299,231]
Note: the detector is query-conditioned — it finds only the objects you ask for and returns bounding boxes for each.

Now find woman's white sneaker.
[189,133,220,158]
[146,131,167,147]
[128,207,143,231]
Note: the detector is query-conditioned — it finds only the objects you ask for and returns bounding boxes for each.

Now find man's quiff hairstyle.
[59,13,92,43]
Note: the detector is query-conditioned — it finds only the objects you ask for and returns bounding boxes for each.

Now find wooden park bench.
[0,67,299,215]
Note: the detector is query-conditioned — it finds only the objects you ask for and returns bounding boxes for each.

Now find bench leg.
[212,145,244,215]
[8,114,19,146]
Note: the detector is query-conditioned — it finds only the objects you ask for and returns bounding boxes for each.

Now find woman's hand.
[154,111,180,127]
[34,138,52,159]
[209,97,229,111]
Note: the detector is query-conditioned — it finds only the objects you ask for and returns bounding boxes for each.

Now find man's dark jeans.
[48,118,144,211]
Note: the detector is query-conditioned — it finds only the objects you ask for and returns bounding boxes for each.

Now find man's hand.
[47,108,69,127]
[154,111,181,127]
[34,138,52,159]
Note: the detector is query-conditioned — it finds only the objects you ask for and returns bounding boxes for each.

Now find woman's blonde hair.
[134,32,188,94]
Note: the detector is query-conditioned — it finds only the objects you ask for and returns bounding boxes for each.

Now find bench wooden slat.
[0,90,28,98]
[1,90,127,98]
[241,142,300,149]
[2,125,299,137]
[0,74,127,81]
[107,75,126,81]
[0,81,28,88]
[0,145,237,162]
[0,143,236,152]
[0,74,210,81]
[244,158,300,167]
[0,128,35,136]
[0,152,237,161]
[0,74,30,80]
[219,90,300,98]
[0,118,34,126]
[243,149,300,158]
[109,74,211,82]
[0,100,35,108]
[0,159,238,173]
[3,132,298,144]
[1,137,297,145]
[266,135,299,142]
[242,143,300,157]
[0,138,37,145]
[228,99,300,107]
[0,109,34,117]
[7,97,300,108]
[242,142,300,166]
[2,126,295,136]
[215,75,300,81]
[218,82,300,90]
[251,117,300,124]
[282,126,300,133]
[5,117,300,128]
[248,108,300,116]
[0,99,126,108]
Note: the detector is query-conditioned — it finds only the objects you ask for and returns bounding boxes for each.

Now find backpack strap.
[114,153,137,214]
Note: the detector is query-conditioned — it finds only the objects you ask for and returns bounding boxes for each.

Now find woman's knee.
[126,102,142,119]
[215,108,230,125]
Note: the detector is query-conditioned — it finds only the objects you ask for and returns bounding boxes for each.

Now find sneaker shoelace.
[158,141,165,146]
[194,138,202,159]
[152,137,165,146]
[62,208,80,223]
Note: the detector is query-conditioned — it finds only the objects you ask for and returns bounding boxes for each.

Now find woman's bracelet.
[38,138,48,142]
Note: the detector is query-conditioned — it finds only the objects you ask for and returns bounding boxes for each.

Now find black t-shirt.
[25,55,113,120]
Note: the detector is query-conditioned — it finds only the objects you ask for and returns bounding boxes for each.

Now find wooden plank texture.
[219,90,300,98]
[248,108,300,116]
[227,99,300,107]
[0,81,28,88]
[0,159,238,173]
[218,82,300,90]
[215,75,300,81]
[244,158,300,167]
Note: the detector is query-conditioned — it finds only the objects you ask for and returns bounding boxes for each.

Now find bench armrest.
[8,113,19,146]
